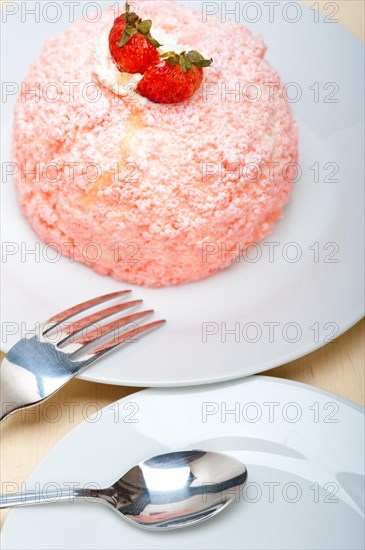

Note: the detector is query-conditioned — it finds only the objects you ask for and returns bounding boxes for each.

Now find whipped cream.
[94,27,189,101]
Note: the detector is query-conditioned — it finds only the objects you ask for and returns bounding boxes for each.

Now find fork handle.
[0,356,40,422]
[0,488,94,509]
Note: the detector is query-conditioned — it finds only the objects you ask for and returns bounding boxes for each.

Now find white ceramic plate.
[1,1,364,387]
[1,376,364,550]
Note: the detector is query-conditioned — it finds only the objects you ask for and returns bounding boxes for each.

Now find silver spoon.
[0,450,247,530]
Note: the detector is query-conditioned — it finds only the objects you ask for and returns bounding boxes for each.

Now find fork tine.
[43,291,131,333]
[54,300,143,346]
[61,310,154,353]
[75,319,166,364]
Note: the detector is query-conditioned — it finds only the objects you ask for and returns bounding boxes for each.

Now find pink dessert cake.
[13,0,298,287]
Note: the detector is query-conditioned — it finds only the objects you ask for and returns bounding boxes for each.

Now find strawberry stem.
[118,2,162,48]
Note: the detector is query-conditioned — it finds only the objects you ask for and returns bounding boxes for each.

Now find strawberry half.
[137,51,213,104]
[109,2,161,74]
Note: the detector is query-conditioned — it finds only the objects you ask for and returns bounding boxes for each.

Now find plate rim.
[78,312,365,386]
[1,0,364,387]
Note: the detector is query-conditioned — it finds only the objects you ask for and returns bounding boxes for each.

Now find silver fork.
[0,291,165,421]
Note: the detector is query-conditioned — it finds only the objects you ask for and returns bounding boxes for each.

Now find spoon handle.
[0,488,93,509]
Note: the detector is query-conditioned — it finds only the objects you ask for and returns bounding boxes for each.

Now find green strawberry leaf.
[160,50,213,71]
[145,34,162,48]
[118,26,137,47]
[186,50,213,68]
[160,52,179,66]
[160,51,177,59]
[137,19,152,35]
[165,56,179,67]
[191,58,213,68]
[179,56,192,72]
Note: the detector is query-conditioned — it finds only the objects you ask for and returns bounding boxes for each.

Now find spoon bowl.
[98,450,248,530]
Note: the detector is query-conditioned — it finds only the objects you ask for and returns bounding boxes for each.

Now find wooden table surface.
[1,0,364,531]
